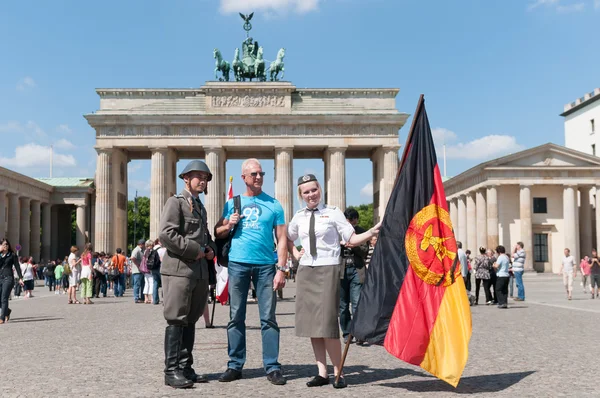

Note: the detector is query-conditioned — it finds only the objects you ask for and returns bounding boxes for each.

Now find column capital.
[519,183,532,188]
[325,145,348,153]
[275,145,294,151]
[149,146,169,153]
[563,183,579,188]
[382,144,401,152]
[204,146,225,155]
[95,147,113,155]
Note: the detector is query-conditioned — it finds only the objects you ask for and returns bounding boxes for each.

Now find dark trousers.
[489,269,498,303]
[47,276,56,291]
[495,276,510,306]
[94,274,107,297]
[340,266,362,339]
[475,278,493,304]
[0,276,15,321]
[13,281,22,297]
[463,272,472,292]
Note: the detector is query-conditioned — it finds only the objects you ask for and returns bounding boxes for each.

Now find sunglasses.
[246,172,266,178]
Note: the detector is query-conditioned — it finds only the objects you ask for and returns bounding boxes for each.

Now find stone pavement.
[1,273,598,397]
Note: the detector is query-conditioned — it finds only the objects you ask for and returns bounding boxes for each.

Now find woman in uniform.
[287,174,380,389]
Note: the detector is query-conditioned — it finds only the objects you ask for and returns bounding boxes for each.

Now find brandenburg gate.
[85,82,407,253]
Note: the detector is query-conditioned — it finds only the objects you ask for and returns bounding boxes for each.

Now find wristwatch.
[276,265,286,272]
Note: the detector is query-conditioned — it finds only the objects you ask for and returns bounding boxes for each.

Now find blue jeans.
[509,274,514,297]
[226,261,280,374]
[132,273,144,301]
[340,266,362,339]
[514,270,525,300]
[152,270,161,304]
[114,274,126,297]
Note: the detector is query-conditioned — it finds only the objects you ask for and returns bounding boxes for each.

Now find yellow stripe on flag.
[419,276,472,387]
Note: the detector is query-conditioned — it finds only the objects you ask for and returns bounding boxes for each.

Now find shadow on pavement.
[8,317,64,323]
[380,370,535,393]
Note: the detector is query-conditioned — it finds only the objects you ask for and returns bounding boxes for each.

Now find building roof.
[560,88,600,117]
[35,177,94,188]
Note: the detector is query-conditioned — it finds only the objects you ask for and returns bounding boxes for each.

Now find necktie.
[308,208,318,257]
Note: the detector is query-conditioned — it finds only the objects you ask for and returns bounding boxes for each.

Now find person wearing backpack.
[141,239,159,304]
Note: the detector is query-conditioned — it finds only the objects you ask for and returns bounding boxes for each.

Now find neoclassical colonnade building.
[85,81,408,253]
[0,167,95,261]
[444,143,600,273]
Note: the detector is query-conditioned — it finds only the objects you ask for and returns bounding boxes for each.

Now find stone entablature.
[0,166,52,202]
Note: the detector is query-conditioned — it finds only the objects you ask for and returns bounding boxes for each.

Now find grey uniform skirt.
[295,264,341,339]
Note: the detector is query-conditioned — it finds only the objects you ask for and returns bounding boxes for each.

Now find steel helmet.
[178,160,213,181]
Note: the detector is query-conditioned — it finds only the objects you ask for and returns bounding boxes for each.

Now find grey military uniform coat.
[159,189,217,280]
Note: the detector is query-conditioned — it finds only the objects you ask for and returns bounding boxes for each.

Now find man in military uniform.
[159,160,217,389]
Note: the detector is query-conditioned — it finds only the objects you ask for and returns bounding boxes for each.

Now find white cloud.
[0,143,76,168]
[56,124,73,134]
[16,76,36,91]
[527,0,592,12]
[53,138,76,150]
[432,127,457,145]
[443,135,524,160]
[595,0,600,9]
[0,120,46,139]
[220,0,320,15]
[360,182,373,198]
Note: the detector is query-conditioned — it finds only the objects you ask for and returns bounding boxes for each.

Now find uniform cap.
[297,174,317,186]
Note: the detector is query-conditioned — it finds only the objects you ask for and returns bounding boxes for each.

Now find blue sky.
[1,0,599,209]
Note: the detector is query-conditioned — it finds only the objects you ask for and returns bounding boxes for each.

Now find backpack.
[63,263,72,275]
[146,249,161,271]
[215,195,241,268]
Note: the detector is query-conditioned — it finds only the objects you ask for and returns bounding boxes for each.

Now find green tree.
[350,203,374,231]
[128,196,150,250]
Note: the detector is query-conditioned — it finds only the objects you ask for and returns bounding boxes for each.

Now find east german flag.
[351,96,472,387]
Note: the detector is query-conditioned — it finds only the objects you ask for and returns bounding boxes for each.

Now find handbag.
[215,195,241,268]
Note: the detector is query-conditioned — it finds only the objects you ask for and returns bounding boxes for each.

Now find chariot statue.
[213,12,287,82]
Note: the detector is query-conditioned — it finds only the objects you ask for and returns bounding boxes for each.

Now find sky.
[1,0,599,209]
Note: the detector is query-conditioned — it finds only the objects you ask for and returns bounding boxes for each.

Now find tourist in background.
[0,239,24,324]
[21,258,35,299]
[473,247,493,305]
[580,256,591,294]
[457,242,469,291]
[589,249,600,299]
[493,245,511,309]
[80,243,94,304]
[67,246,81,304]
[512,242,526,301]
[54,260,64,295]
[559,248,576,300]
[130,239,145,303]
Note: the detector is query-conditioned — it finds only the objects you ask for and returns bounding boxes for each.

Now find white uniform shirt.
[287,204,355,267]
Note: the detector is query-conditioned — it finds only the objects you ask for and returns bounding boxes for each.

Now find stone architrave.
[275,147,294,223]
[476,189,487,250]
[19,197,31,257]
[30,200,41,262]
[486,186,498,250]
[519,185,534,272]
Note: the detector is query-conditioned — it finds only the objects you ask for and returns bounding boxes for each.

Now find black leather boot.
[181,324,208,383]
[164,325,194,388]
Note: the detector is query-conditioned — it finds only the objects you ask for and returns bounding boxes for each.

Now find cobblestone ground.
[1,273,598,397]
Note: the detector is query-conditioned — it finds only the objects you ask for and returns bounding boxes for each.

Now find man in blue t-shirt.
[214,158,288,386]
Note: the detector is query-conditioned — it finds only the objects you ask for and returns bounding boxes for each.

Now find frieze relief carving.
[211,95,285,108]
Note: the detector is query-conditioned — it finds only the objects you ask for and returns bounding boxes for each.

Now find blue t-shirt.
[222,192,285,265]
[495,254,510,277]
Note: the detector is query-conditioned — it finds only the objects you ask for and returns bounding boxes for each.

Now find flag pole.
[335,94,425,386]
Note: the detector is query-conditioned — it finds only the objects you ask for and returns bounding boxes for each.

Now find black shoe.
[183,369,208,383]
[267,370,286,385]
[343,336,354,345]
[333,377,347,389]
[164,325,194,389]
[219,368,242,382]
[306,375,329,387]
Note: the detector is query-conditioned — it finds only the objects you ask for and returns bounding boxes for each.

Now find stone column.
[457,195,467,247]
[150,148,168,240]
[450,199,458,232]
[579,187,593,258]
[90,197,95,246]
[381,146,400,213]
[520,185,534,272]
[466,192,476,251]
[41,203,51,262]
[76,204,87,249]
[30,200,41,262]
[476,189,487,250]
[275,147,294,223]
[486,186,499,249]
[325,147,347,210]
[564,185,578,265]
[19,197,31,257]
[166,149,178,197]
[95,149,112,253]
[0,190,5,238]
[7,194,19,251]
[204,148,224,233]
